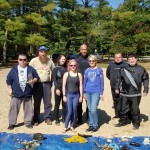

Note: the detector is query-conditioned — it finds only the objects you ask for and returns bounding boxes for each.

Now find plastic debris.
[21,139,41,149]
[143,138,150,145]
[64,133,88,143]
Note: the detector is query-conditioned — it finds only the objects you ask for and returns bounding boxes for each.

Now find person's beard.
[38,55,48,63]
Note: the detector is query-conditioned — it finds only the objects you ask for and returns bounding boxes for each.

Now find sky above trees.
[108,0,124,8]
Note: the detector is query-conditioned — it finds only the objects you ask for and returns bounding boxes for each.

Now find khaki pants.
[8,97,33,126]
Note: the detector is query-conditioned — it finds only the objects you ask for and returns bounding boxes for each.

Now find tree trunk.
[3,30,8,65]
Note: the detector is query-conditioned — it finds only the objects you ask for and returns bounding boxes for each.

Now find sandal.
[70,127,77,133]
[62,128,68,133]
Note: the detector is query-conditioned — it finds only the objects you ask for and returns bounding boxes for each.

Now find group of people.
[6,44,149,133]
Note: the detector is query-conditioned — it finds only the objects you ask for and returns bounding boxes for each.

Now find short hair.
[80,44,88,50]
[18,54,27,59]
[127,53,137,59]
[115,52,122,57]
[88,54,97,62]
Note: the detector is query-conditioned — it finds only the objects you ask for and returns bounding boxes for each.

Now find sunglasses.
[19,59,27,61]
[89,60,95,62]
[70,65,76,67]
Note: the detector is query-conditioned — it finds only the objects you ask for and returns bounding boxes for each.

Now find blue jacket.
[83,67,104,96]
[6,64,39,98]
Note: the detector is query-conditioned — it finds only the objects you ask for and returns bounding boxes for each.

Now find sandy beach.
[0,67,150,138]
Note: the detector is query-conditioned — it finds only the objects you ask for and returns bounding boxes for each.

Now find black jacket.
[106,61,127,88]
[116,64,149,96]
[52,65,67,91]
[76,54,89,76]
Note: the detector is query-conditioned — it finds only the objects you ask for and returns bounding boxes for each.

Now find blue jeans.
[85,92,100,128]
[65,93,79,128]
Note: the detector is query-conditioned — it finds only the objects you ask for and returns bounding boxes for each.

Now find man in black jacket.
[106,53,126,118]
[76,44,89,124]
[115,54,149,130]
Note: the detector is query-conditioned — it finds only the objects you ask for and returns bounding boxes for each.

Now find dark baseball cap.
[39,46,47,51]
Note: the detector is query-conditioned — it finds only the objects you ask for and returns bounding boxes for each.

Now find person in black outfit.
[106,52,126,118]
[76,44,89,124]
[52,55,67,125]
[115,54,149,130]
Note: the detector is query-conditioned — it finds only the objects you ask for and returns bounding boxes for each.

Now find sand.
[0,67,150,138]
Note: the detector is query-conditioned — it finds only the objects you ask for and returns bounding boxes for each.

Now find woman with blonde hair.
[62,59,83,133]
[84,55,104,132]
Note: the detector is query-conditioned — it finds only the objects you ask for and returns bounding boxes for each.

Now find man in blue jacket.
[6,54,39,130]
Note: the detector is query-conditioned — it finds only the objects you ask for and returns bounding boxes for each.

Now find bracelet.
[63,95,66,96]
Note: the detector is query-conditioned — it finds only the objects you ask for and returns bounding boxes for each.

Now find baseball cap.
[39,46,47,51]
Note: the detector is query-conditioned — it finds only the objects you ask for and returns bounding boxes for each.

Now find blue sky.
[107,0,124,8]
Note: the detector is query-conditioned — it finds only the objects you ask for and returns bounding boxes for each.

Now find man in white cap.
[29,46,55,126]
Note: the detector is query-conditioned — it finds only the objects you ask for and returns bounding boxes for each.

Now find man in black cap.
[29,46,55,126]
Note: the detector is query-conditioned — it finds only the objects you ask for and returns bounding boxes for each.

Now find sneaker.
[34,122,39,126]
[115,122,127,127]
[26,124,33,129]
[91,127,98,132]
[55,120,60,126]
[86,126,93,132]
[8,125,15,130]
[45,119,52,125]
[133,125,139,130]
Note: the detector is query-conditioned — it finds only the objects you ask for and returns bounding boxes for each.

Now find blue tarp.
[0,132,150,150]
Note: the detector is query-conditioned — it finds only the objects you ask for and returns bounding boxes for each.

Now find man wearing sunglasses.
[6,54,39,130]
[29,46,55,126]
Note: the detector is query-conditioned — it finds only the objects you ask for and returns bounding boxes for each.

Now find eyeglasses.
[89,60,95,63]
[70,65,76,67]
[19,59,27,61]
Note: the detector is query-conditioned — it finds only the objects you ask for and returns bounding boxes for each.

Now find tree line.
[0,0,150,64]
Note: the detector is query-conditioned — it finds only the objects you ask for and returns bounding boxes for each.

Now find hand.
[56,89,60,96]
[100,95,104,101]
[143,93,147,97]
[27,79,34,88]
[115,90,119,94]
[79,96,82,102]
[8,88,13,96]
[83,94,86,100]
[63,96,67,102]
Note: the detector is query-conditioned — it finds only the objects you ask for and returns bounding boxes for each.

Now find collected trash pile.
[0,132,150,150]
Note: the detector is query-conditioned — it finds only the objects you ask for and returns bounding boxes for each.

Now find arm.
[6,69,13,96]
[52,67,58,89]
[78,73,83,102]
[115,69,122,94]
[106,64,111,80]
[62,72,67,102]
[142,68,149,96]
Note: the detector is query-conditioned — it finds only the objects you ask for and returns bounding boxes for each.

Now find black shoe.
[86,126,93,132]
[26,124,33,128]
[91,127,98,132]
[8,125,15,130]
[62,118,65,123]
[55,120,60,126]
[77,120,83,125]
[115,122,126,127]
[133,125,139,130]
[113,115,119,119]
